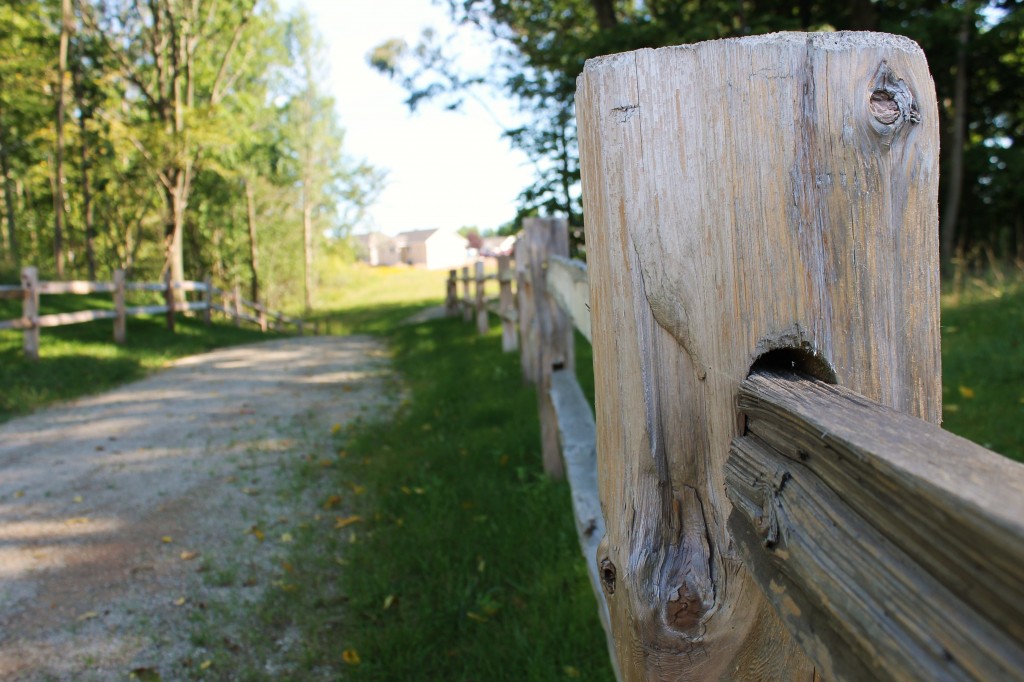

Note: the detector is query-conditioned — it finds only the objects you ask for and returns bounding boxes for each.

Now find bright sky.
[279,0,533,236]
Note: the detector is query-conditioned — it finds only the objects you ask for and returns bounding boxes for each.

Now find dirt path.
[0,335,396,680]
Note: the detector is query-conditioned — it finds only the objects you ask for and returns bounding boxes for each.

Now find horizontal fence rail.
[727,370,1024,681]
[0,267,311,359]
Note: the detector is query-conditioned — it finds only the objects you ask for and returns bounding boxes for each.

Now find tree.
[375,0,1024,267]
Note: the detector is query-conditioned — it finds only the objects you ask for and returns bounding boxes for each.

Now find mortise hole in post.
[748,347,837,385]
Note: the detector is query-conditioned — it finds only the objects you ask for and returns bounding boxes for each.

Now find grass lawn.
[940,277,1024,461]
[193,315,615,680]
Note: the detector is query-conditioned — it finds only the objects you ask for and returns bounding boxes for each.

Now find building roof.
[395,228,440,244]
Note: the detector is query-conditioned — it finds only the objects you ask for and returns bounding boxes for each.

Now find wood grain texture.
[727,371,1024,681]
[577,32,939,680]
[546,255,592,342]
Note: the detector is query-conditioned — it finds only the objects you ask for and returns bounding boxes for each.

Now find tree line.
[374,0,1023,272]
[0,0,382,311]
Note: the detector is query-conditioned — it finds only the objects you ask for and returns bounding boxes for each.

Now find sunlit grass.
[940,272,1024,461]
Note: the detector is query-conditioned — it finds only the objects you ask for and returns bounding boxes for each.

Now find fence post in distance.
[498,255,517,352]
[113,269,126,344]
[21,266,39,360]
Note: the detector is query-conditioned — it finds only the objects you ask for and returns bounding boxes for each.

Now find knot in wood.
[600,557,616,595]
[666,587,707,631]
[868,61,921,144]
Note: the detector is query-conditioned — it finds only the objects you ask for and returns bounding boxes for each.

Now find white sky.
[279,0,533,236]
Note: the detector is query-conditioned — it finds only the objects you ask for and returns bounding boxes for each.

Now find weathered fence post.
[461,266,471,322]
[232,285,241,328]
[202,275,212,326]
[446,269,458,317]
[259,307,268,332]
[113,269,126,344]
[516,217,574,479]
[474,260,488,335]
[577,33,940,679]
[164,271,175,333]
[497,255,517,352]
[21,266,39,360]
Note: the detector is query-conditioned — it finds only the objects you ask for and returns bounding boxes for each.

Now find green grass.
[940,276,1024,461]
[194,315,615,681]
[0,292,283,422]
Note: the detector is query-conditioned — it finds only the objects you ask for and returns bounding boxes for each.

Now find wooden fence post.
[498,255,517,352]
[164,271,175,333]
[113,269,126,344]
[232,285,241,328]
[259,308,267,332]
[461,266,471,322]
[446,269,458,317]
[577,34,940,679]
[202,275,212,326]
[517,217,574,479]
[474,260,488,335]
[21,266,39,360]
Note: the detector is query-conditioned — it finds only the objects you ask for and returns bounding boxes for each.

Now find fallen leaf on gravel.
[161,536,172,544]
[331,423,342,434]
[65,517,90,526]
[334,515,362,529]
[342,649,361,665]
[244,525,265,542]
[179,550,199,561]
[322,494,341,510]
[73,495,83,503]
[129,667,162,681]
[280,532,293,543]
[199,660,212,671]
[13,490,24,498]
[76,611,99,621]
[383,594,395,610]
[351,484,366,495]
[173,597,186,606]
[241,487,259,495]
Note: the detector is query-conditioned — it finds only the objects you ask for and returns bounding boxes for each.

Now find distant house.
[480,235,517,257]
[354,232,400,266]
[394,228,469,270]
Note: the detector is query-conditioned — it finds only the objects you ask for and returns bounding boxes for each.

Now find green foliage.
[0,0,383,312]
[376,0,1024,262]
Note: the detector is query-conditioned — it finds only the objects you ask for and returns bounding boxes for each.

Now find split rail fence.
[449,32,1024,682]
[0,267,310,360]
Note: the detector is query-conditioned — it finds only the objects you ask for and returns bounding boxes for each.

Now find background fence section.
[451,33,1024,682]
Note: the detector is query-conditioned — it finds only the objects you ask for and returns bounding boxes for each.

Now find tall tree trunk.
[0,99,19,264]
[244,176,260,303]
[941,9,971,273]
[72,39,96,279]
[53,0,71,277]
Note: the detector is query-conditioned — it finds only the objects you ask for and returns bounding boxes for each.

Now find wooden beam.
[516,217,574,479]
[113,269,126,344]
[546,255,591,342]
[727,370,1024,681]
[21,267,39,360]
[498,255,517,352]
[37,280,116,294]
[37,309,118,327]
[577,33,940,679]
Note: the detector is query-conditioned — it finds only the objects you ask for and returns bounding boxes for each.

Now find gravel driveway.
[0,335,395,680]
